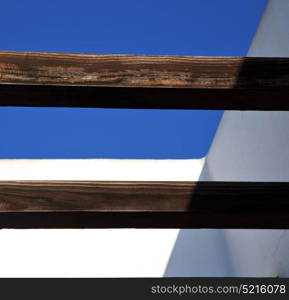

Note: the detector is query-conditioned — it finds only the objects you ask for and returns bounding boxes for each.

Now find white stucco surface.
[0,158,202,277]
[0,229,179,277]
[0,158,204,181]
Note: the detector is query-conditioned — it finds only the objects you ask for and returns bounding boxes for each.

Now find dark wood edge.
[1,211,288,229]
[1,85,289,110]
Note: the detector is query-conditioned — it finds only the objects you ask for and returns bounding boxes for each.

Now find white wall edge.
[0,158,205,181]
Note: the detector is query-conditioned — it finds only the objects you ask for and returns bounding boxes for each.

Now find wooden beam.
[0,181,289,228]
[1,51,289,110]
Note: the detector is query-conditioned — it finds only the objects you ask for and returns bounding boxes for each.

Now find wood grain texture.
[1,51,289,109]
[0,181,288,228]
[3,51,288,88]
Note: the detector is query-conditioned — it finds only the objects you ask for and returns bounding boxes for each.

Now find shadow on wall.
[164,229,234,277]
[164,55,289,277]
[164,228,289,277]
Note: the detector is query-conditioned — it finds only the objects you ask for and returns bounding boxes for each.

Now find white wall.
[0,158,204,181]
[165,0,289,277]
[0,229,179,277]
[0,158,204,277]
[247,0,289,57]
[0,159,204,277]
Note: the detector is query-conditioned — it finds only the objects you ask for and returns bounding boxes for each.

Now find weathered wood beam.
[0,181,288,228]
[1,51,289,110]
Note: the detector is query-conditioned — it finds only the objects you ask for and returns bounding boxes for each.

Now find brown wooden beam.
[1,51,289,110]
[0,181,288,228]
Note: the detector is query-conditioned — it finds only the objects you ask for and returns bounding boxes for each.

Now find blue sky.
[0,0,267,159]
